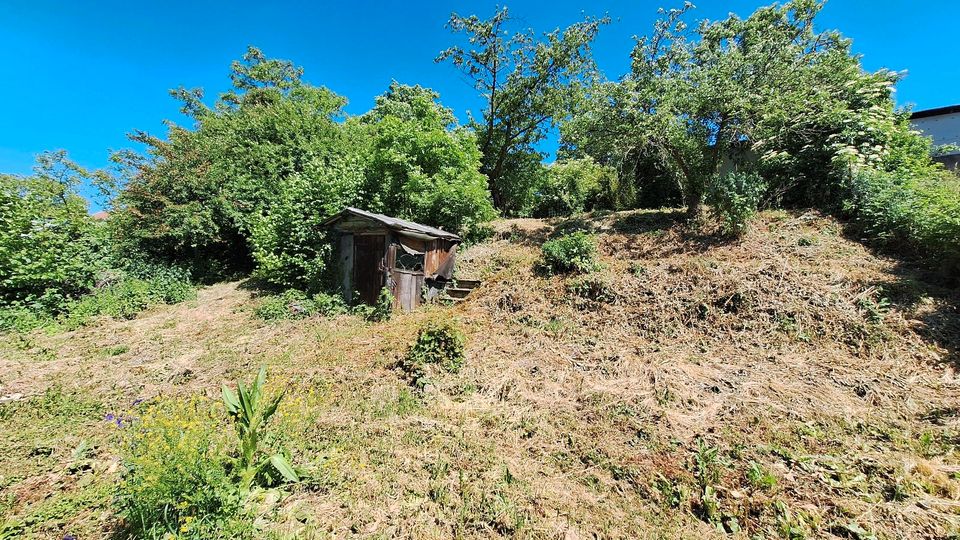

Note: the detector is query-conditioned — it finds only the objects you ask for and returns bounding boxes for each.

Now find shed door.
[353,234,385,305]
[392,269,424,311]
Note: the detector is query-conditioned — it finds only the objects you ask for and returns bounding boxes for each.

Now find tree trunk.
[685,188,703,221]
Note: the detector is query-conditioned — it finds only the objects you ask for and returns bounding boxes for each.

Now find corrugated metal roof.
[323,207,461,242]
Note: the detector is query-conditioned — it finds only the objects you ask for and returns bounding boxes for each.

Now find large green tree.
[113,48,366,282]
[115,48,496,289]
[563,0,909,219]
[356,82,496,236]
[0,152,107,308]
[437,8,607,215]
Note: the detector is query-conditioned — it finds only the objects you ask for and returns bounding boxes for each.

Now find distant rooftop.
[91,211,110,221]
[910,104,960,120]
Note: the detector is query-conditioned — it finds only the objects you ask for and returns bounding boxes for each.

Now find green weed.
[541,232,600,274]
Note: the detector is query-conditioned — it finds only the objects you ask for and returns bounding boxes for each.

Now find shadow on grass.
[834,218,960,368]
[236,276,287,298]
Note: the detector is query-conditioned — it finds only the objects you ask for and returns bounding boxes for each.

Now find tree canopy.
[437,8,608,215]
[113,48,495,288]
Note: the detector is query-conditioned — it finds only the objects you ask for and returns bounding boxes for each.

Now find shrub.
[541,232,600,274]
[401,320,466,389]
[0,305,54,334]
[253,289,349,321]
[706,171,766,237]
[845,168,960,273]
[59,274,196,330]
[532,158,613,217]
[116,397,246,539]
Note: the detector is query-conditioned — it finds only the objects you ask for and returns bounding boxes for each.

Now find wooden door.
[353,235,385,305]
[392,269,424,311]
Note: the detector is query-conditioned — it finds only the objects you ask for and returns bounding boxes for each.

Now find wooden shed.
[323,207,461,311]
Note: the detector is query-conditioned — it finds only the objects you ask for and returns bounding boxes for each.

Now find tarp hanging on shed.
[429,245,457,281]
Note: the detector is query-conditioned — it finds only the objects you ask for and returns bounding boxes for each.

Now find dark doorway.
[353,234,385,305]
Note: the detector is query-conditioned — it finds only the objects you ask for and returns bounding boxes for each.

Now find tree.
[437,8,607,215]
[114,50,497,289]
[356,82,496,235]
[564,0,890,219]
[0,152,106,308]
[114,47,360,281]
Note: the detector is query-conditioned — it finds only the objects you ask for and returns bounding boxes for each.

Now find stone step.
[455,279,482,290]
[445,287,473,299]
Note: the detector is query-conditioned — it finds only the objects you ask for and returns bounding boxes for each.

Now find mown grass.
[0,210,958,538]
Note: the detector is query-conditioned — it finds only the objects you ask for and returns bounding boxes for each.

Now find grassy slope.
[1,209,958,539]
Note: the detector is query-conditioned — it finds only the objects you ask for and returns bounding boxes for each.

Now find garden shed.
[323,207,461,311]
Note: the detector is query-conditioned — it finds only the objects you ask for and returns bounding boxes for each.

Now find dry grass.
[1,208,958,539]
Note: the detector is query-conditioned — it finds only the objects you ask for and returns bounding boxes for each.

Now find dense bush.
[116,397,247,539]
[707,172,767,237]
[401,319,466,389]
[358,83,496,236]
[541,232,600,274]
[532,158,614,217]
[0,167,106,309]
[845,168,960,273]
[116,53,496,290]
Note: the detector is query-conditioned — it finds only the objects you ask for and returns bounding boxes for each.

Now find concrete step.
[446,287,473,299]
[455,279,482,290]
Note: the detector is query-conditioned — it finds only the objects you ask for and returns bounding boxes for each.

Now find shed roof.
[323,207,461,242]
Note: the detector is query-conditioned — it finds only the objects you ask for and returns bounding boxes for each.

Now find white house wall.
[910,112,960,156]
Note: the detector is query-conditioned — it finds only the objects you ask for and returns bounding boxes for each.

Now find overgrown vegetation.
[114,52,495,289]
[2,1,960,537]
[2,208,959,537]
[116,397,244,539]
[116,368,297,538]
[399,319,466,390]
[540,232,600,274]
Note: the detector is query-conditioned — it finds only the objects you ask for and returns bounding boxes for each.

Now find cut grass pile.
[0,209,958,538]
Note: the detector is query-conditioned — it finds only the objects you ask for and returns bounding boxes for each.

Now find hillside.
[1,209,958,539]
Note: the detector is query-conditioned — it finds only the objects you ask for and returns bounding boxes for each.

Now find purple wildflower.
[104,413,115,422]
[63,535,76,540]
[132,398,144,406]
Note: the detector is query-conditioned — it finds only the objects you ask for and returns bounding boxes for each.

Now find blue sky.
[2,0,957,209]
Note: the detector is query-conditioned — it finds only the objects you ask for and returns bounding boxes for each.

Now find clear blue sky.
[2,0,957,209]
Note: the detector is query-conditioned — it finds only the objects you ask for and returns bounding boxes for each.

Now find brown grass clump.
[1,209,958,538]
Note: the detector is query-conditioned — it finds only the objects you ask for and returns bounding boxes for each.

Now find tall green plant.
[221,367,299,494]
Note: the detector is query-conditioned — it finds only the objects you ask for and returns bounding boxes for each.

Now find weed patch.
[540,232,600,274]
[399,319,466,390]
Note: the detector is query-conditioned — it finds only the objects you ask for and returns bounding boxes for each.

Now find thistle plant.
[221,366,299,494]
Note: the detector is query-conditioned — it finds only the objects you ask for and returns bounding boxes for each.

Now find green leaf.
[238,381,253,422]
[262,389,286,423]
[222,384,240,415]
[269,454,300,483]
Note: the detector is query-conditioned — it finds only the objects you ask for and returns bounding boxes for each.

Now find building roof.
[91,211,110,221]
[910,104,960,120]
[323,207,461,242]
